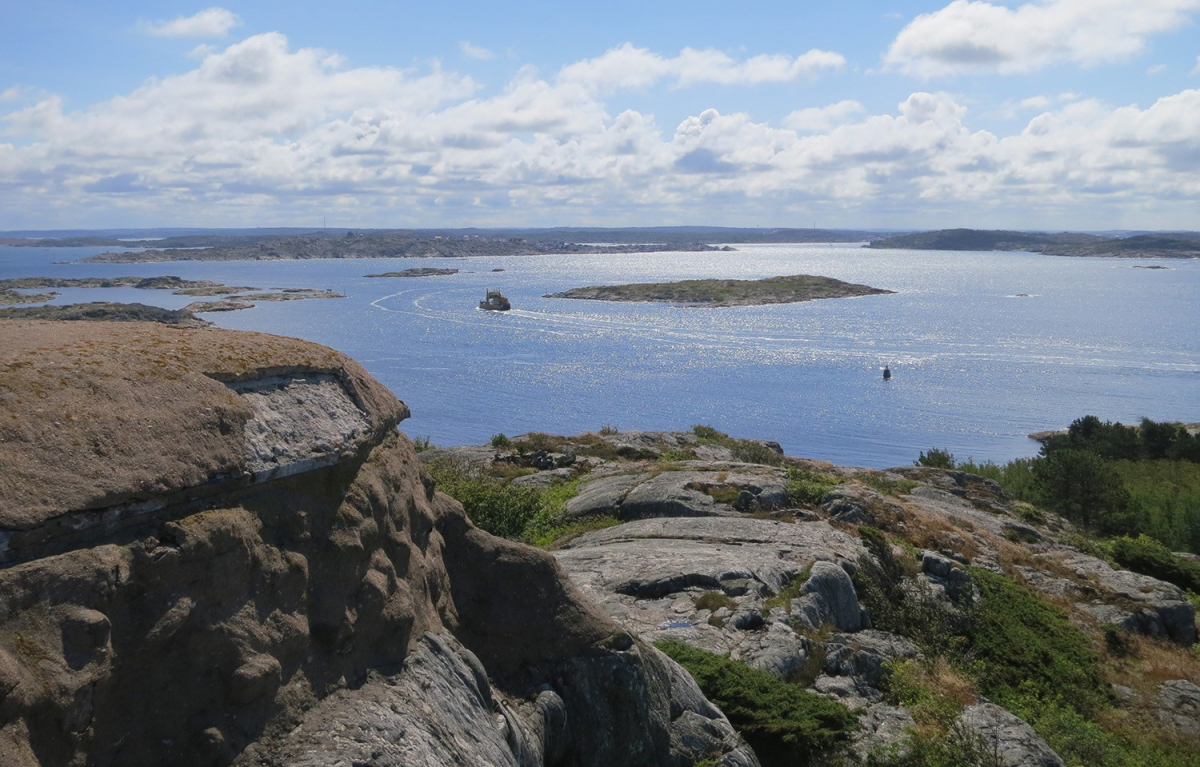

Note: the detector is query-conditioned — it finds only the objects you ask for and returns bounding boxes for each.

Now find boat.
[479,290,511,311]
[883,365,891,380]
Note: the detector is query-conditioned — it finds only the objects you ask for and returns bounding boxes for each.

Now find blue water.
[2,243,1197,468]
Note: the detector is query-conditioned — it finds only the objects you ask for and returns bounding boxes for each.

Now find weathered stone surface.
[792,561,863,632]
[0,323,752,767]
[822,631,922,687]
[511,467,576,487]
[959,703,1065,767]
[555,517,866,678]
[1155,679,1200,736]
[565,473,647,518]
[237,633,531,766]
[1046,550,1197,645]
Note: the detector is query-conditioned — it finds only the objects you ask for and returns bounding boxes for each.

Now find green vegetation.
[547,274,894,308]
[866,228,1100,252]
[423,459,587,545]
[921,417,1200,553]
[916,448,956,469]
[0,302,203,324]
[853,472,919,497]
[655,640,858,766]
[786,466,844,505]
[693,590,737,613]
[966,569,1106,715]
[866,724,1003,767]
[692,424,786,466]
[852,527,964,656]
[411,435,434,453]
[490,433,511,448]
[1109,534,1200,593]
[846,523,1186,766]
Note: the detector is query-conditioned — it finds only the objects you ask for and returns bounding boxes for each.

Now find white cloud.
[141,7,241,38]
[1147,63,1168,74]
[558,43,845,92]
[1194,55,1200,73]
[885,0,1200,77]
[1,33,1198,228]
[459,41,495,61]
[784,100,865,132]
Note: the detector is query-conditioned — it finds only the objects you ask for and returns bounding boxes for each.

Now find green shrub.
[424,461,582,545]
[1110,534,1200,593]
[411,435,434,452]
[490,433,510,448]
[511,431,563,453]
[852,526,968,656]
[966,569,1106,716]
[787,467,843,506]
[692,424,727,442]
[730,440,784,466]
[916,448,956,469]
[655,640,858,765]
[691,424,784,466]
[853,472,919,497]
[955,457,1040,504]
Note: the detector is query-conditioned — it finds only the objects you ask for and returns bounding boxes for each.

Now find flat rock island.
[545,274,894,307]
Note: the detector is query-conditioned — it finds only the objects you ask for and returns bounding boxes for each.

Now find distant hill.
[866,229,1101,252]
[3,226,888,249]
[868,229,1200,258]
[1047,233,1200,258]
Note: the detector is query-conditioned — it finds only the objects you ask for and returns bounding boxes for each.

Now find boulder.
[821,631,922,687]
[958,703,1065,767]
[792,562,864,632]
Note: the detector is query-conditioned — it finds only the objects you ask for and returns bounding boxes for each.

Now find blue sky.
[2,1,1199,230]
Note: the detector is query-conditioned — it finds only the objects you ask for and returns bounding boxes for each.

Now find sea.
[2,242,1197,469]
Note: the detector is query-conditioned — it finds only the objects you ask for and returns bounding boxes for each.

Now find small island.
[365,268,460,278]
[0,276,258,306]
[545,274,894,307]
[0,276,344,314]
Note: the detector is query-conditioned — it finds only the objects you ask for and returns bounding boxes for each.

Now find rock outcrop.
[0,322,753,766]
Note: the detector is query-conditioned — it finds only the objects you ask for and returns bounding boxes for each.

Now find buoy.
[883,365,891,380]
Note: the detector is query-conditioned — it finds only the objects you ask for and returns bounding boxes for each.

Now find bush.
[966,569,1106,716]
[852,526,968,656]
[424,460,581,544]
[692,424,785,466]
[655,640,858,765]
[1110,534,1200,593]
[787,467,843,506]
[916,448,956,469]
[490,433,510,448]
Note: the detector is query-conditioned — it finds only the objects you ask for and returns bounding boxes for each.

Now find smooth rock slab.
[958,702,1065,767]
[556,517,867,669]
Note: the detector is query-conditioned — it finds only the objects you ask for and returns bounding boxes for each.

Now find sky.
[2,0,1199,231]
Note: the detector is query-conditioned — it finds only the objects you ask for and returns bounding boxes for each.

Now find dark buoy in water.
[883,365,891,380]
